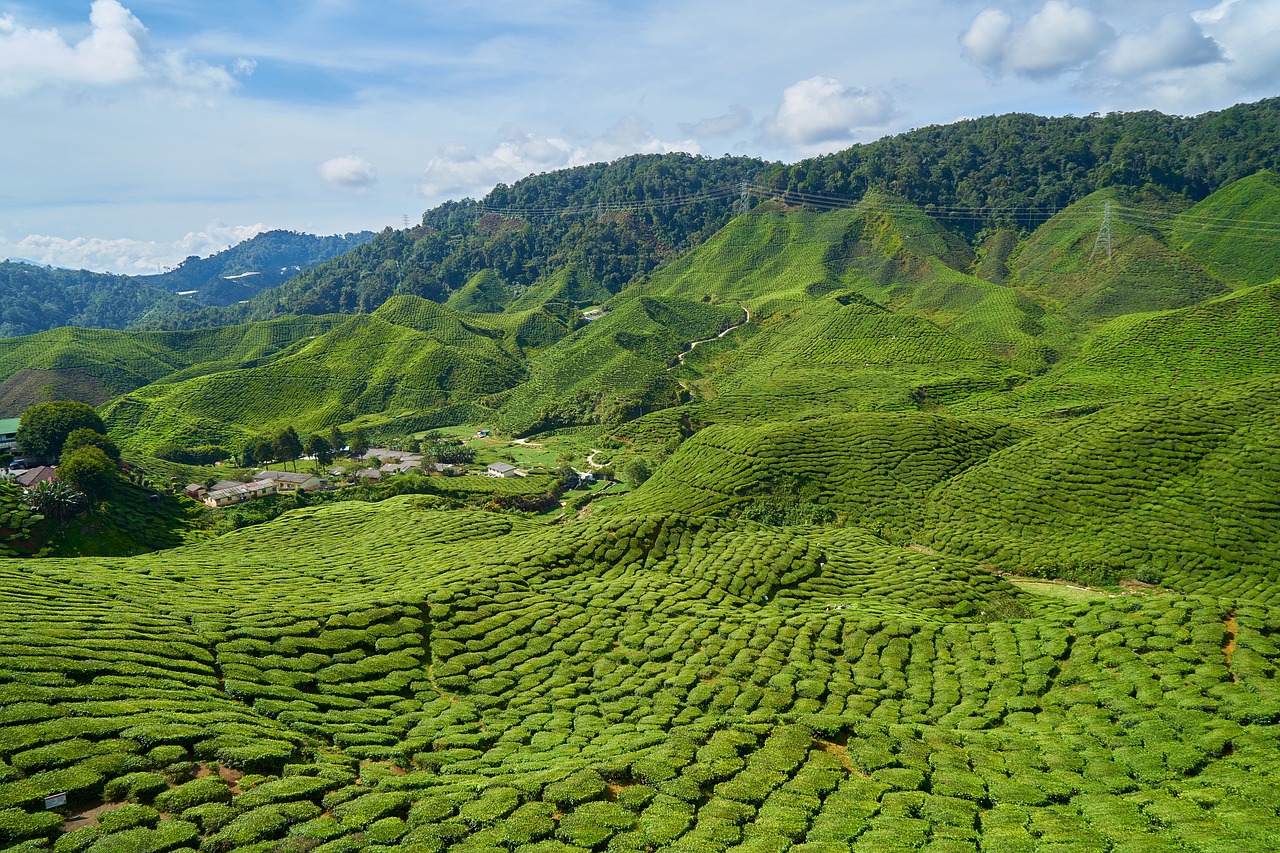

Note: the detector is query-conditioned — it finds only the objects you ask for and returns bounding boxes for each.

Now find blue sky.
[1,0,1278,272]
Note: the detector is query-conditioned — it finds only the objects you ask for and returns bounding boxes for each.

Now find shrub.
[153,776,232,813]
[543,769,608,807]
[101,772,168,804]
[0,807,63,845]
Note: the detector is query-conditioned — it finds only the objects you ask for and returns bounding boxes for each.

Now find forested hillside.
[152,155,770,328]
[768,98,1280,229]
[0,230,372,338]
[3,102,1280,853]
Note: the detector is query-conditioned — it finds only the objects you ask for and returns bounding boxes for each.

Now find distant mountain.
[138,229,375,306]
[0,229,373,338]
[143,153,772,329]
[0,262,194,338]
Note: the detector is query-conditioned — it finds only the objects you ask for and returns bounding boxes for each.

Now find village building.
[202,480,276,508]
[486,462,524,478]
[15,466,57,488]
[0,418,19,455]
[253,470,322,492]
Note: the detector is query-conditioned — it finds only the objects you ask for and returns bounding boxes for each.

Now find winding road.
[669,303,751,369]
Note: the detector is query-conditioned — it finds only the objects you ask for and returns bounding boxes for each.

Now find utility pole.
[1090,201,1114,262]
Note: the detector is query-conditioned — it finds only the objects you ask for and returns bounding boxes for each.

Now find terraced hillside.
[2,498,1278,852]
[95,298,576,453]
[5,120,1280,853]
[0,317,345,418]
[1170,170,1280,287]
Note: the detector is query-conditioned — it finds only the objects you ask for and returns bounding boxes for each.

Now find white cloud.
[960,9,1015,70]
[3,222,266,275]
[418,118,700,199]
[762,76,896,152]
[319,155,378,190]
[1098,14,1224,77]
[0,0,234,100]
[1194,0,1280,85]
[679,105,753,138]
[1077,0,1280,112]
[962,1,1115,77]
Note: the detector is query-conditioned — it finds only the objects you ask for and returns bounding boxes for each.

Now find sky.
[1,0,1278,274]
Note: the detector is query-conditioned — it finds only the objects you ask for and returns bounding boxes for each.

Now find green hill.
[495,296,745,435]
[1170,170,1280,287]
[101,299,543,452]
[1010,189,1228,319]
[0,316,344,417]
[919,375,1280,587]
[958,281,1280,417]
[8,103,1280,853]
[617,412,1026,527]
[444,270,514,314]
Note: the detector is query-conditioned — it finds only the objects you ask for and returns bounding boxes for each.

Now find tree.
[622,458,652,487]
[241,436,276,467]
[57,445,118,502]
[349,427,369,458]
[16,401,106,463]
[273,426,304,472]
[62,427,121,462]
[327,425,346,454]
[305,434,334,469]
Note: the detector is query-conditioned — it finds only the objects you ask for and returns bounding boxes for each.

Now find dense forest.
[144,98,1280,329]
[149,155,770,327]
[0,263,193,338]
[767,98,1280,234]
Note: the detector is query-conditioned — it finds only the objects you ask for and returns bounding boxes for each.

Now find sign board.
[44,792,67,809]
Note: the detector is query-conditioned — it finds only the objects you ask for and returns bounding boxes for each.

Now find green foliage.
[57,446,119,501]
[61,428,121,462]
[17,400,105,462]
[8,103,1280,853]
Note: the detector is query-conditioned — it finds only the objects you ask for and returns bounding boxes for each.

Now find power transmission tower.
[739,181,751,217]
[1090,201,1114,262]
[402,214,411,229]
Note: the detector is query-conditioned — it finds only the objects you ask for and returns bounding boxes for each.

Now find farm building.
[15,466,57,488]
[486,462,524,478]
[253,470,322,492]
[0,418,18,454]
[202,480,276,507]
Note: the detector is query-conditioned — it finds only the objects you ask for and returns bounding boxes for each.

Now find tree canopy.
[57,445,118,501]
[17,401,107,463]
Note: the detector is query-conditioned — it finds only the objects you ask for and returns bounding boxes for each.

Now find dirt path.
[585,449,604,469]
[668,304,750,370]
[511,437,542,448]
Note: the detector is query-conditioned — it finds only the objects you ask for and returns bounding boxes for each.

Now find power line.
[1090,201,1114,262]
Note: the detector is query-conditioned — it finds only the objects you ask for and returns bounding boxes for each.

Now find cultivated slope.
[2,499,1278,851]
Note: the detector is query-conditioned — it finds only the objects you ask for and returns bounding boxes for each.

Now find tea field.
[2,496,1279,852]
[4,171,1280,851]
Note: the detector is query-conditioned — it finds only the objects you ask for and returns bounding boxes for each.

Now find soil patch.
[62,799,129,831]
[1224,613,1239,682]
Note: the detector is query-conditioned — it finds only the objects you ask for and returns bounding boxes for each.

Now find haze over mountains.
[2,100,1280,852]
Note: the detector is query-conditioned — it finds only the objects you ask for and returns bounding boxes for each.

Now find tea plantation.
[2,495,1278,852]
[4,168,1280,851]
